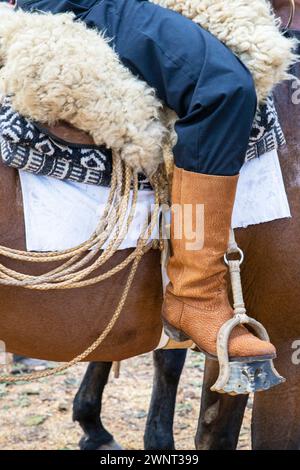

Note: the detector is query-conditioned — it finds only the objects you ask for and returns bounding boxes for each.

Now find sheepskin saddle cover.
[0,1,297,177]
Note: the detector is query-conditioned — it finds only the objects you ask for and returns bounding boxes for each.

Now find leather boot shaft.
[167,167,238,303]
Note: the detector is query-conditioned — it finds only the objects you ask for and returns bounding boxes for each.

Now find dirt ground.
[0,350,251,450]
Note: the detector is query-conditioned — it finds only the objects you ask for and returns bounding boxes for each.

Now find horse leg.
[73,362,122,450]
[144,349,187,450]
[195,358,248,450]
[252,343,300,449]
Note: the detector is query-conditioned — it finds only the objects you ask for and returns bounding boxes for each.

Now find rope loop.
[0,154,169,383]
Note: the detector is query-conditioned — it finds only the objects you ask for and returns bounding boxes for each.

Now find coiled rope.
[0,152,168,383]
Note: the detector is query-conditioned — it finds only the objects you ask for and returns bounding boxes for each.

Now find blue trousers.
[18,0,257,176]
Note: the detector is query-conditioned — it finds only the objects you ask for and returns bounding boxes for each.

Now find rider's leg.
[18,0,275,359]
[17,0,255,175]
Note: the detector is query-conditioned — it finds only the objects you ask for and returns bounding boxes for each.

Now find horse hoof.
[12,357,51,373]
[97,439,123,451]
[211,358,285,395]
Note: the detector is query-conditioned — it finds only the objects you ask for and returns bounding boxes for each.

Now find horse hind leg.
[144,349,187,450]
[73,361,122,450]
[195,358,248,450]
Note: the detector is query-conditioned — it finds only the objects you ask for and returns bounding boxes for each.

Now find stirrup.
[210,231,285,396]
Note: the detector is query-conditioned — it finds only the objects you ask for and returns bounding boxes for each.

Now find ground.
[0,350,251,450]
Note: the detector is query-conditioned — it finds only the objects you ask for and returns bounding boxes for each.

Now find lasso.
[0,153,168,382]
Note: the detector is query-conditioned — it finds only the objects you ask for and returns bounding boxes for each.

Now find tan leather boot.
[162,166,276,360]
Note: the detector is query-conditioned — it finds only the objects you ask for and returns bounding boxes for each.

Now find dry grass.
[0,350,251,450]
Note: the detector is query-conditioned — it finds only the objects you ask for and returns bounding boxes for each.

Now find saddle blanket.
[19,148,291,252]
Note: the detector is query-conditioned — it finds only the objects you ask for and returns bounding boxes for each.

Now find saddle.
[0,94,287,190]
[42,121,96,146]
[0,97,152,189]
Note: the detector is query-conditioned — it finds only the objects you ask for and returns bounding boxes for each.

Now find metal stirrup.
[211,229,285,395]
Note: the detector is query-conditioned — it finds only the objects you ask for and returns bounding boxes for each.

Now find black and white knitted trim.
[246,96,286,161]
[0,139,112,186]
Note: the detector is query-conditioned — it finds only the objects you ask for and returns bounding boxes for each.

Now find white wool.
[0,6,166,176]
[0,1,297,175]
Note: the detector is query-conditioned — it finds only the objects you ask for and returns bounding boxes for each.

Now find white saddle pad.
[19,149,290,252]
[232,148,291,228]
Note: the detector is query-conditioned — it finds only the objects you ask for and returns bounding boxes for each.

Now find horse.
[0,0,298,450]
[72,0,300,450]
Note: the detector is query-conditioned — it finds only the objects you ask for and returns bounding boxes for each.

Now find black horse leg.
[73,361,122,450]
[195,358,248,450]
[144,349,187,450]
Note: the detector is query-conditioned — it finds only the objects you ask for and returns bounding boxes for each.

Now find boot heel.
[163,319,190,342]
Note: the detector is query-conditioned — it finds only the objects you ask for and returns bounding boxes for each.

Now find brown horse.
[73,0,300,450]
[0,0,298,450]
